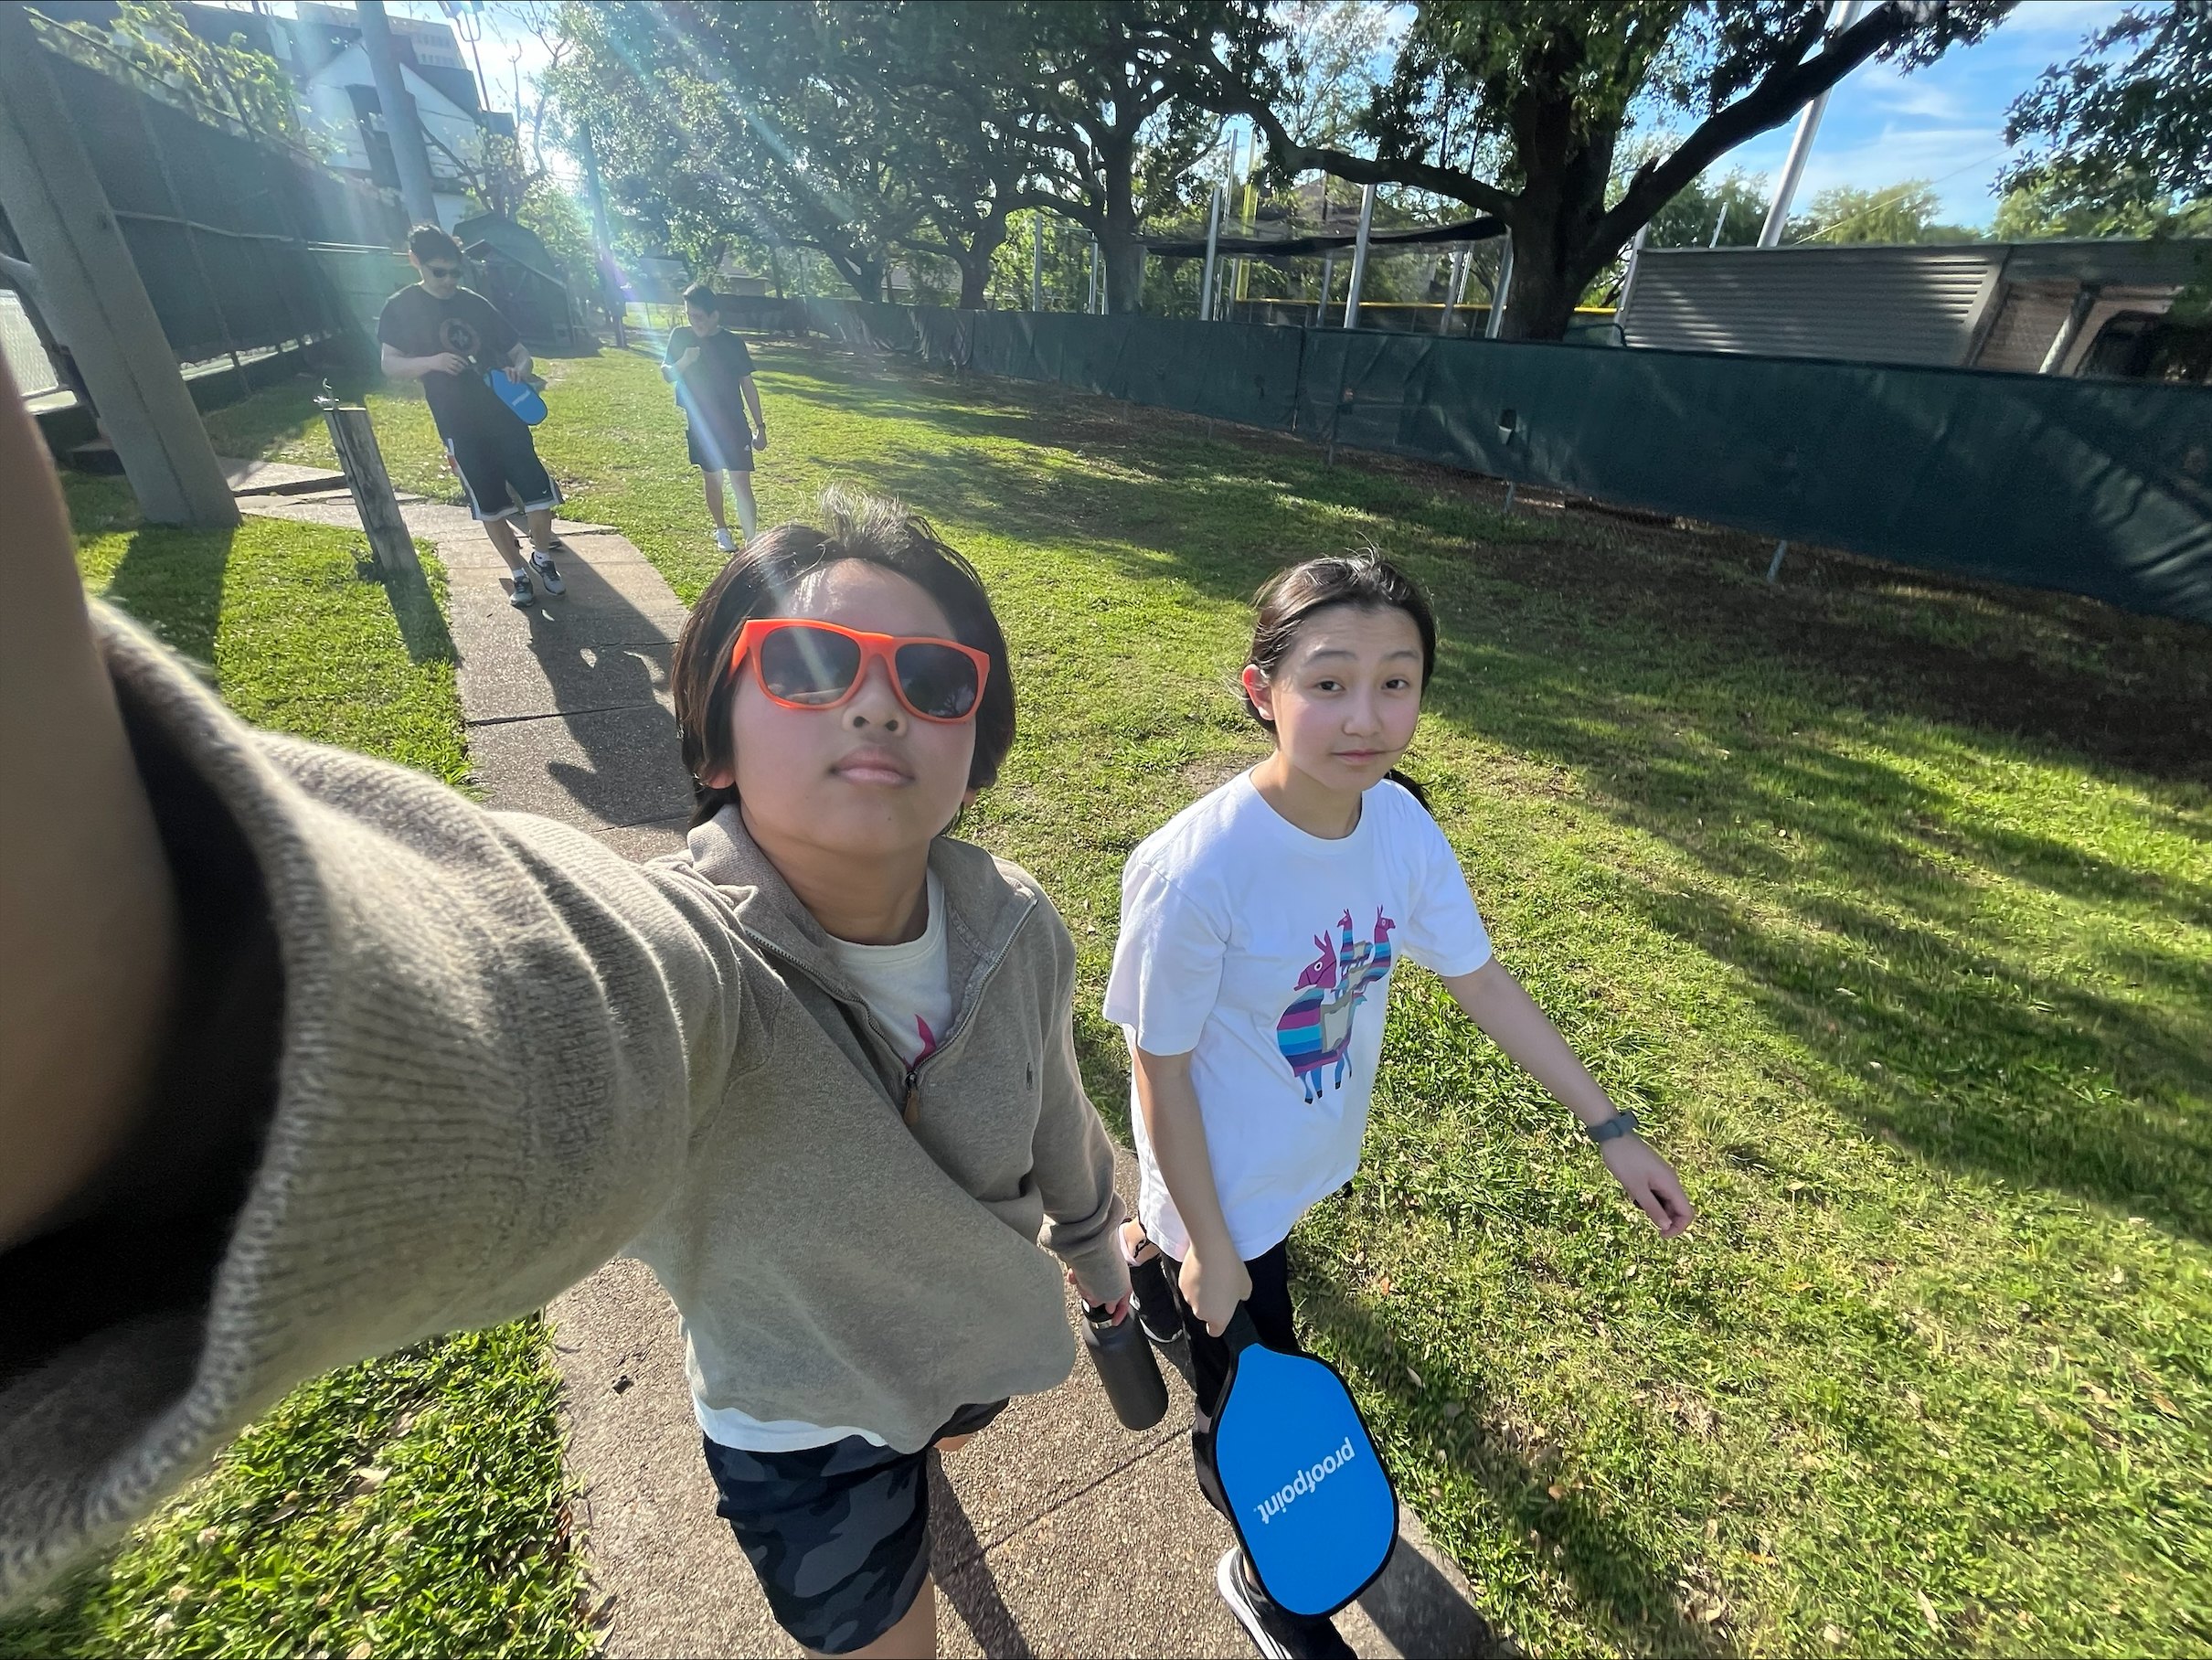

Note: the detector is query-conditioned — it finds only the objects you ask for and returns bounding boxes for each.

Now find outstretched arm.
[0,365,760,1608]
[1441,959,1695,1238]
[0,361,177,1249]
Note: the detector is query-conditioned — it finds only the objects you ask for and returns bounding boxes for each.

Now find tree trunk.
[1100,232,1146,314]
[1095,122,1147,314]
[1496,250,1582,341]
[824,250,884,303]
[956,215,1010,310]
[1497,165,1613,341]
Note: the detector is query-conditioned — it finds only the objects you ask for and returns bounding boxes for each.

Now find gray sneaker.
[529,545,566,594]
[508,568,535,608]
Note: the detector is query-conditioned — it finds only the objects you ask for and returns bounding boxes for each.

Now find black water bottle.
[1083,1302,1169,1431]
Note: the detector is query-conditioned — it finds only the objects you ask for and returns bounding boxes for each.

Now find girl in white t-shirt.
[1102,554,1693,1658]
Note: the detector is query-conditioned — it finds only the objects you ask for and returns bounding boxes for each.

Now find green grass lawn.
[198,340,2210,1657]
[0,480,588,1660]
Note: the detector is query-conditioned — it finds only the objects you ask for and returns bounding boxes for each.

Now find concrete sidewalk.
[243,489,1499,1658]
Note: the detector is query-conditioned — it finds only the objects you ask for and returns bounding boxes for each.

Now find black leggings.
[1164,1238,1300,1418]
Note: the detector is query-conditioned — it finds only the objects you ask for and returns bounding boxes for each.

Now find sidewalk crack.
[464,702,670,728]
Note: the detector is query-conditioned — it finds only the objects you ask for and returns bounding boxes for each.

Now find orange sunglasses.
[729,618,991,723]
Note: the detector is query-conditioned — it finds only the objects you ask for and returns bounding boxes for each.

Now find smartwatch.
[1584,1110,1641,1144]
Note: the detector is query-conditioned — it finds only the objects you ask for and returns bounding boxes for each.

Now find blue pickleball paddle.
[1203,1305,1398,1618]
[485,368,548,425]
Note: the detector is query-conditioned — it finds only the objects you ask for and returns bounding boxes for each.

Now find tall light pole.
[359,0,439,228]
[1760,0,1866,247]
[577,121,624,348]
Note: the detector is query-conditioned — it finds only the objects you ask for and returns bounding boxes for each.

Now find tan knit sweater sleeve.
[0,611,760,1607]
[1024,889,1132,1309]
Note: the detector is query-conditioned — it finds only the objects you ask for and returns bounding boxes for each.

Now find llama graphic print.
[1273,909,1396,1101]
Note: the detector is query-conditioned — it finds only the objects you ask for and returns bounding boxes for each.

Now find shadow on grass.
[814,356,2212,1237]
[104,525,235,665]
[830,393,2212,787]
[367,558,458,670]
[1291,1263,1712,1658]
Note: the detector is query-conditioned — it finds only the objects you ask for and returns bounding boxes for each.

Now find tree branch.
[1590,2,1914,253]
[1172,33,1516,217]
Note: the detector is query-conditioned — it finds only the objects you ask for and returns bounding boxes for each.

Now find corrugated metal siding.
[1973,285,2075,373]
[1621,246,2004,366]
[0,292,58,397]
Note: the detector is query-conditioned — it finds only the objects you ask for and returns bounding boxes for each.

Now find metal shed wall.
[1620,245,2003,367]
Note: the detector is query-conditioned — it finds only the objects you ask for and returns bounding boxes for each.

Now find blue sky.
[1715,2,2131,228]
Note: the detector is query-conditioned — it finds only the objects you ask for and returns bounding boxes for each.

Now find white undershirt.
[690,873,953,1452]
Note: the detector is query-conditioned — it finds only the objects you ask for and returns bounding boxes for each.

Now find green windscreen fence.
[806,299,2212,625]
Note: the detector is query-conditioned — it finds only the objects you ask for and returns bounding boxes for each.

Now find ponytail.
[1383,768,1433,814]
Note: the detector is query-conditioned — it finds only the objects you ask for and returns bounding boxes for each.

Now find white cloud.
[1995,0,2120,38]
[1863,74,1972,123]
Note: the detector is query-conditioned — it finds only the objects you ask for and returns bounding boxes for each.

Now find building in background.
[452,210,578,347]
[67,0,514,231]
[1617,240,2212,382]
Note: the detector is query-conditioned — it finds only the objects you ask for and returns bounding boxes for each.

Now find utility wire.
[1781,147,2010,243]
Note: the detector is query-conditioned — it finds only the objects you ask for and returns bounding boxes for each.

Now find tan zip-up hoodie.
[0,611,1128,1605]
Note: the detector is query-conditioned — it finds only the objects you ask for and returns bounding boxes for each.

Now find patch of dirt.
[1176,751,1264,793]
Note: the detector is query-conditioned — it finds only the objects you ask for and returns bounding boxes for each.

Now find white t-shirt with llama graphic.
[1102,771,1492,1261]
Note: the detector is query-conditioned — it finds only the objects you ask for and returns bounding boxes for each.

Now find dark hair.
[1242,554,1439,811]
[408,223,463,264]
[683,282,721,314]
[671,486,1016,828]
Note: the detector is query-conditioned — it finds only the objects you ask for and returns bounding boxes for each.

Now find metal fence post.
[1485,234,1515,339]
[1439,247,1468,336]
[1199,186,1223,321]
[1343,184,1376,329]
[317,391,420,578]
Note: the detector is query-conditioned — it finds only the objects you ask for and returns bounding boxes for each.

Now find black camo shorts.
[700,1399,1005,1655]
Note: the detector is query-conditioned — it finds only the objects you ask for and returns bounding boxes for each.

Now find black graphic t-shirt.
[664,325,756,445]
[377,283,523,441]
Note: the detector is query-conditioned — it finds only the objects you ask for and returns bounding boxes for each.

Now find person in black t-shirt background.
[662,282,768,553]
[378,225,570,611]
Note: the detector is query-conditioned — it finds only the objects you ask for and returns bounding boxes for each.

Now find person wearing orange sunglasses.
[3,422,1133,1660]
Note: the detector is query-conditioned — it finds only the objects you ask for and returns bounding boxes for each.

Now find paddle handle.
[1225,1304,1261,1355]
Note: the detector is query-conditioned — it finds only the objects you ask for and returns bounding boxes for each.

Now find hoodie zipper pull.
[902,1066,921,1126]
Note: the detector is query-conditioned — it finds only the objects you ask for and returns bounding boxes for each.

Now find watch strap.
[1585,1110,1641,1144]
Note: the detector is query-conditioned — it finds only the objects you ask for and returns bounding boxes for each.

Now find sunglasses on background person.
[730,619,991,724]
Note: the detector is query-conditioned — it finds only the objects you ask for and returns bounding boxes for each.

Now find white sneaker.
[713,527,737,552]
